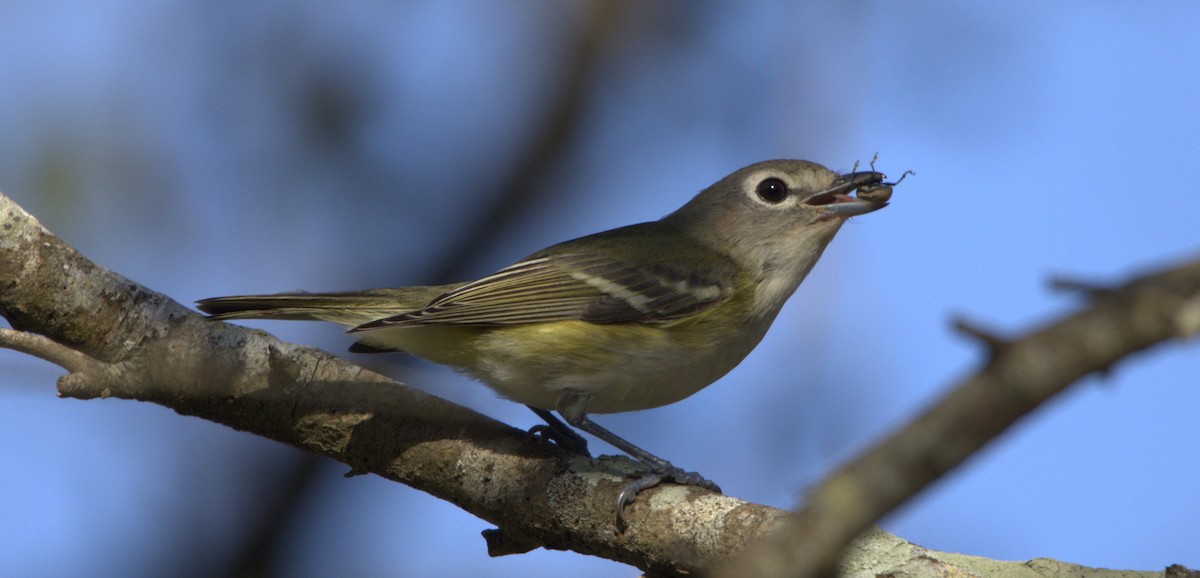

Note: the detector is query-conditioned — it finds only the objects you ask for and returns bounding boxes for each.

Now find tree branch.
[2,189,1195,578]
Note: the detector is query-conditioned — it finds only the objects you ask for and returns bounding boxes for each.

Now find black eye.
[755,177,789,203]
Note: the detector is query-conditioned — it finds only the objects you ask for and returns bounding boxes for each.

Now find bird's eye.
[755,178,789,203]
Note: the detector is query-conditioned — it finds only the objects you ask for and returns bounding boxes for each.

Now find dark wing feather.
[350,224,741,332]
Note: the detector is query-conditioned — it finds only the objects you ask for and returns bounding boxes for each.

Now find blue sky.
[1,2,1198,576]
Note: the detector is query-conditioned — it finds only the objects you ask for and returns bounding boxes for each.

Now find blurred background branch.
[719,256,1200,578]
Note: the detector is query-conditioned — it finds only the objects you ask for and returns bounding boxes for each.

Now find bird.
[196,159,894,526]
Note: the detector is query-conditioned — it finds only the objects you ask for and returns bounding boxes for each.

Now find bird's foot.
[615,467,722,530]
[528,423,591,456]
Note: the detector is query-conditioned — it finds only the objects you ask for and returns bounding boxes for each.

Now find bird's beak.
[806,171,889,217]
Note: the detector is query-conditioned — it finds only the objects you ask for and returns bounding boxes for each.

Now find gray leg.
[555,391,721,528]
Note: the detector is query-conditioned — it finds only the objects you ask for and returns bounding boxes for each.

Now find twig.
[0,328,98,373]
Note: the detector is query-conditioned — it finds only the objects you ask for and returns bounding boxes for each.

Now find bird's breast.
[464,314,770,413]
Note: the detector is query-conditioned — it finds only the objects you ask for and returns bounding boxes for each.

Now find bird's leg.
[526,405,590,455]
[555,391,721,528]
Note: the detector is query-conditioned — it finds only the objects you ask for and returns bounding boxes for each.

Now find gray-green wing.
[351,224,741,331]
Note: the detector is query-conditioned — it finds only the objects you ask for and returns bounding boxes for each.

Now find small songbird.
[197,159,894,525]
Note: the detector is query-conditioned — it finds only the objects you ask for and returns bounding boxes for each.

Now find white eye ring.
[755,177,789,204]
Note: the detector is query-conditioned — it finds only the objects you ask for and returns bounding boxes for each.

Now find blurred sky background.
[1,2,1198,577]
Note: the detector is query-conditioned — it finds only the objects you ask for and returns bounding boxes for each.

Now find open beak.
[805,171,889,218]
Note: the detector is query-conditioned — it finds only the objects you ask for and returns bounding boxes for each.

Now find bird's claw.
[667,468,721,493]
[528,424,590,455]
[614,467,722,530]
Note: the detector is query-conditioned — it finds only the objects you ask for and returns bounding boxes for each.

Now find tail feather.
[196,286,455,328]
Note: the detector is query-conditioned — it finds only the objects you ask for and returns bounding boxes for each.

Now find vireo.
[197,159,895,524]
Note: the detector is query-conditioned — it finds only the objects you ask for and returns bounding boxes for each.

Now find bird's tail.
[195,286,456,328]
